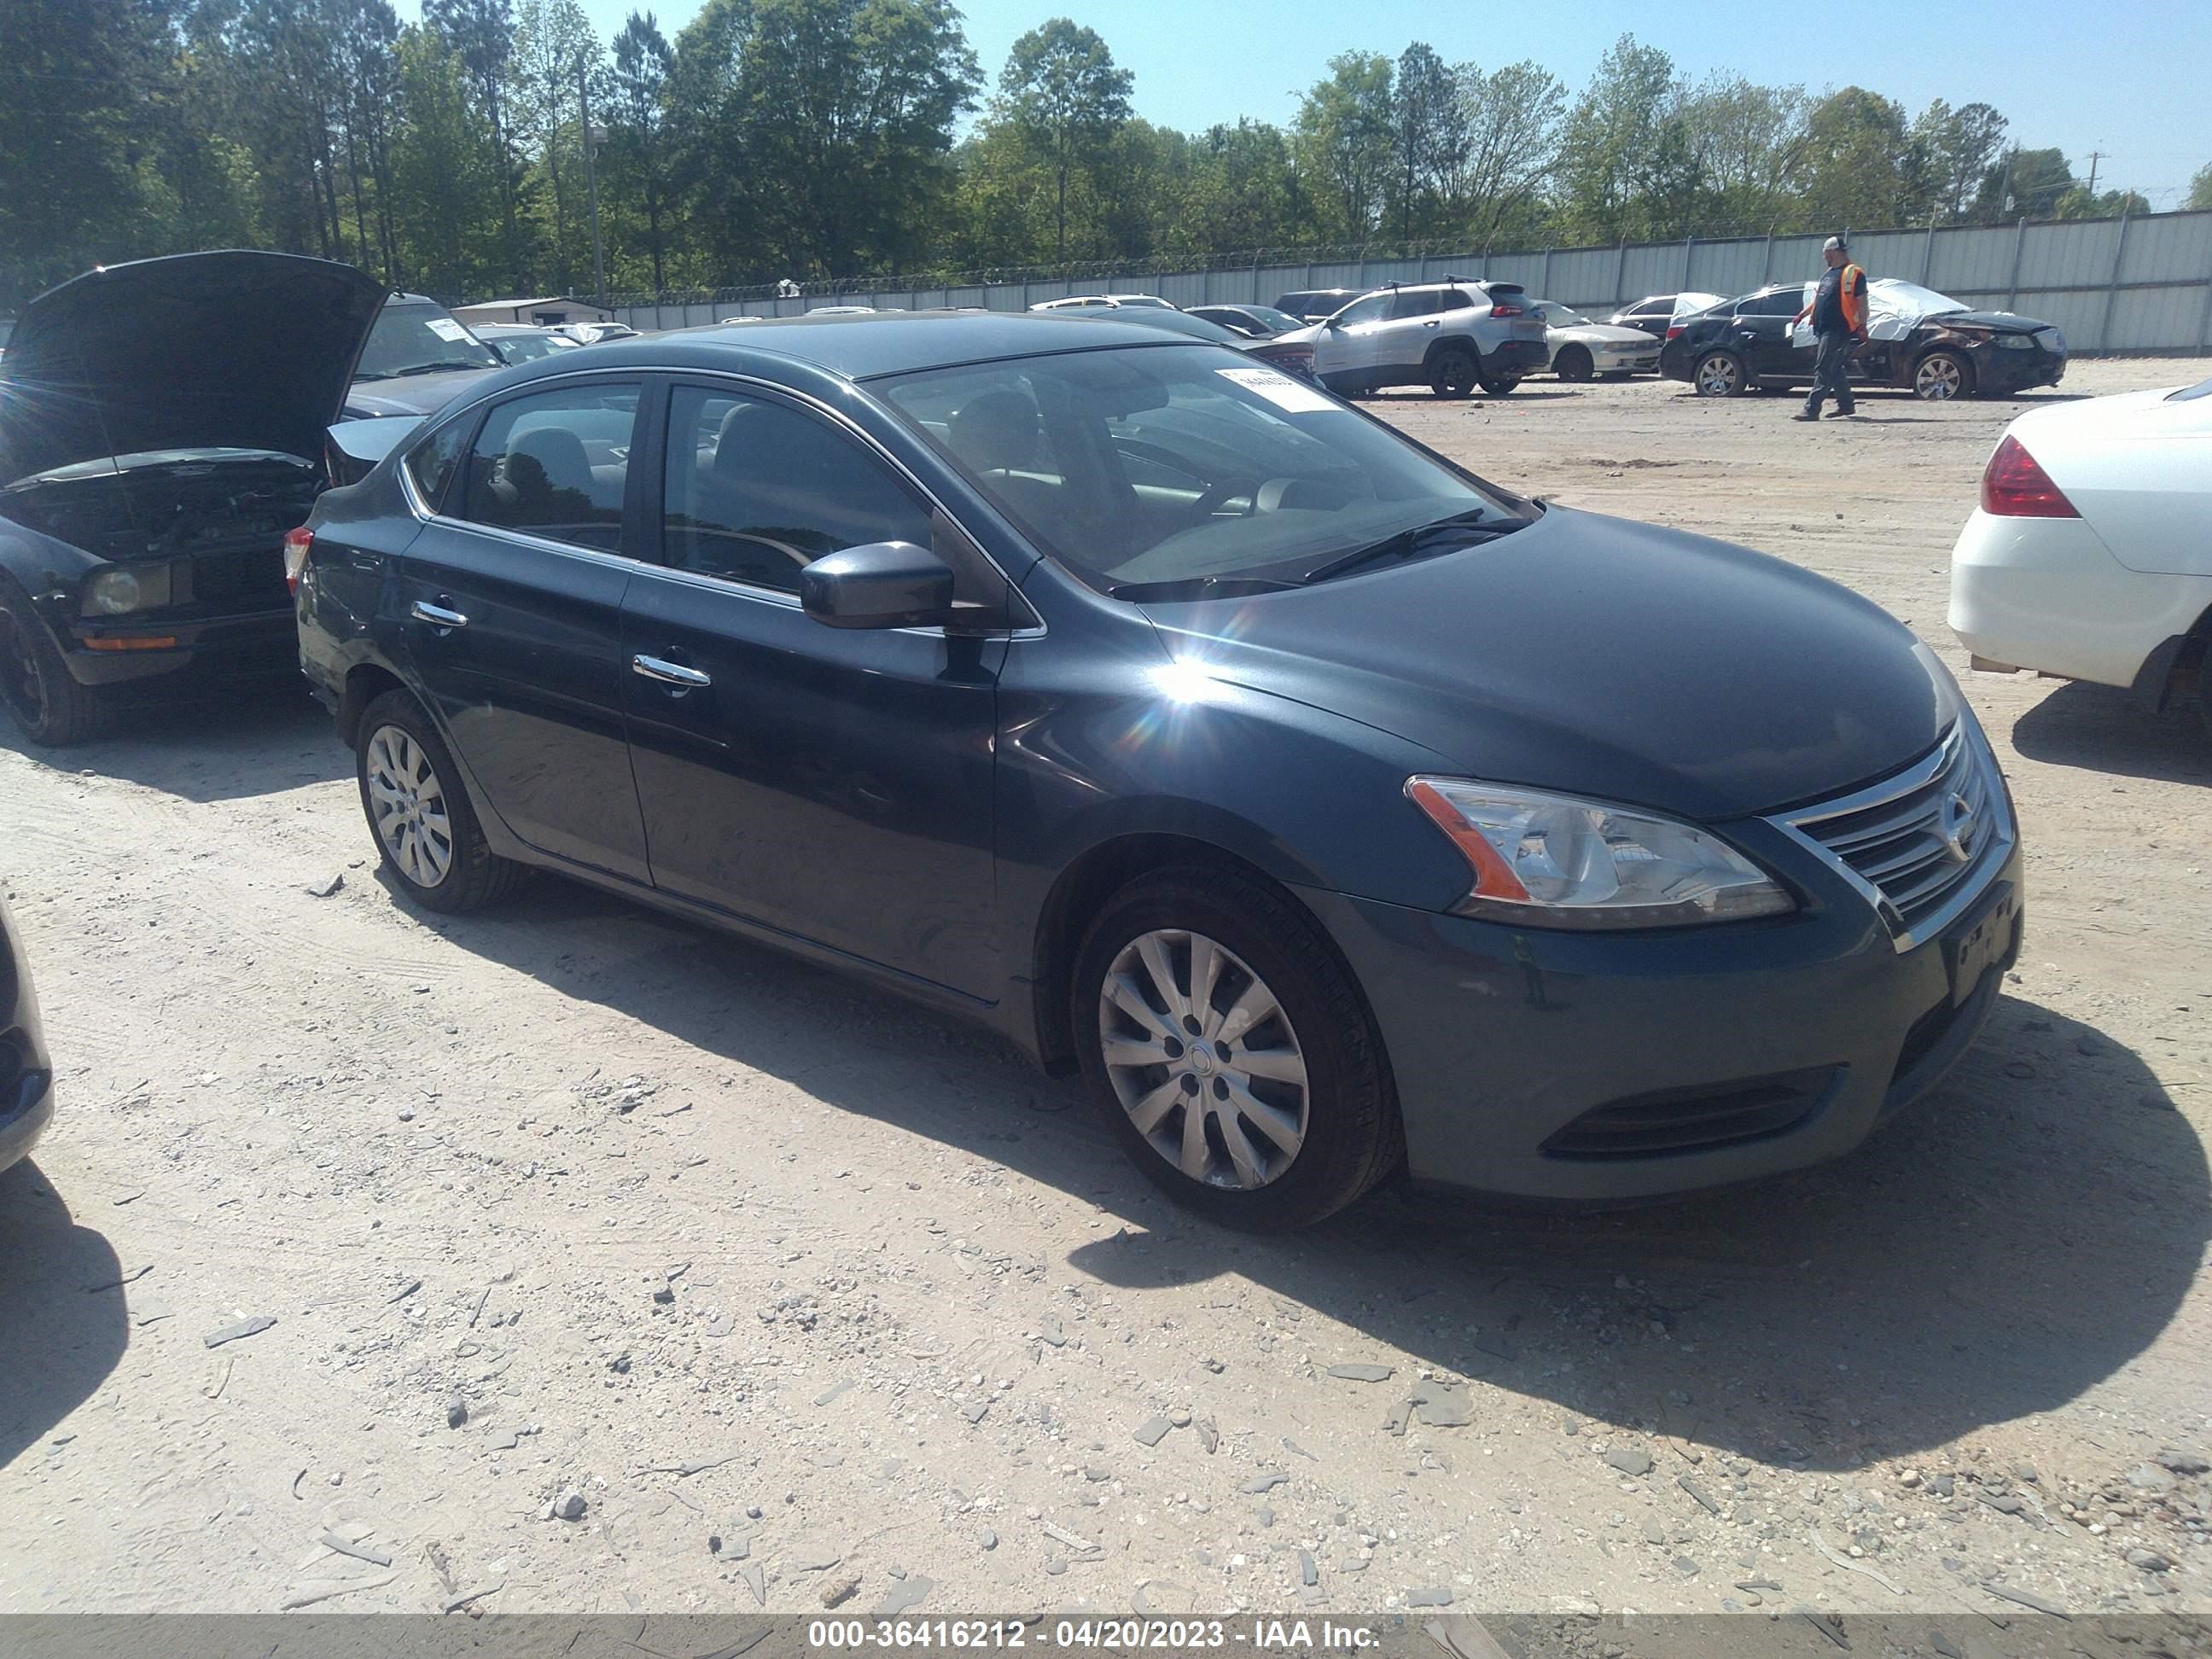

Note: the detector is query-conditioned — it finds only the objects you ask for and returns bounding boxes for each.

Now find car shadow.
[2010,680,2210,786]
[0,688,347,803]
[433,878,2209,1472]
[0,1160,130,1470]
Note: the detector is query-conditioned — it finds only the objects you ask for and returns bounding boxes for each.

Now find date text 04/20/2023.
[804,1620,1380,1650]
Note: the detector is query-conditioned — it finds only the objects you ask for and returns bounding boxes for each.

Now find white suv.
[1284,281,1552,398]
[1028,294,1177,312]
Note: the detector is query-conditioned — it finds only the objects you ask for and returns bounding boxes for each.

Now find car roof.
[498,309,1200,384]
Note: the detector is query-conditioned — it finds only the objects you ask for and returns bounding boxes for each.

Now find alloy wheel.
[1915,354,1965,400]
[364,723,456,888]
[1695,353,1740,395]
[1097,928,1309,1190]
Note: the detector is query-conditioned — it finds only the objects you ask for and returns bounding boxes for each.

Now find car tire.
[1073,862,1401,1231]
[1320,373,1365,399]
[1476,372,1522,396]
[1554,346,1594,382]
[355,689,527,914]
[1427,345,1479,399]
[1691,351,1745,396]
[1913,350,1975,401]
[0,578,110,747]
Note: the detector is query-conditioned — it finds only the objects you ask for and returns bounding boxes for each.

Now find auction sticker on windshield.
[1215,366,1334,413]
[427,318,471,342]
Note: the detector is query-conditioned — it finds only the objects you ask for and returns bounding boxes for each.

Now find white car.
[1028,294,1176,312]
[1948,375,2212,731]
[1528,300,1663,381]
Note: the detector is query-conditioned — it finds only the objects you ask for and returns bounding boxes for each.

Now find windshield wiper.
[1108,574,1301,602]
[1300,509,1524,585]
[393,359,495,376]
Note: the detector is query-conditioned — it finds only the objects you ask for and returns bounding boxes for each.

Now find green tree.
[994,20,1132,264]
[1679,75,1806,230]
[1975,146,2075,220]
[389,23,501,294]
[423,0,526,283]
[1386,42,1453,243]
[1796,87,1930,231]
[1295,52,1393,242]
[1437,61,1564,242]
[2191,164,2212,212]
[1555,36,1701,242]
[509,0,600,291]
[608,10,678,291]
[1912,99,2006,223]
[1169,119,1295,259]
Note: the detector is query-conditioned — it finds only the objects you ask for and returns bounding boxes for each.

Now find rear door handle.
[410,600,468,629]
[632,654,712,689]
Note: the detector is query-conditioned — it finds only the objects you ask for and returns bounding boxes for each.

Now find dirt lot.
[3,358,2208,1625]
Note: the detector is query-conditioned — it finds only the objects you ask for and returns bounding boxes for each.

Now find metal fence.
[605,210,2212,355]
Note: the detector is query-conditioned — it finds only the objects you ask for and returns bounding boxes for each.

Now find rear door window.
[1388,290,1443,321]
[459,383,640,551]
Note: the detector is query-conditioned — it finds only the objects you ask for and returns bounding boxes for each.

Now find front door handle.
[1423,319,1440,329]
[410,600,468,629]
[632,654,712,689]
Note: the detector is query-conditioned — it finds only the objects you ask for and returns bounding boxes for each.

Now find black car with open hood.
[0,250,385,744]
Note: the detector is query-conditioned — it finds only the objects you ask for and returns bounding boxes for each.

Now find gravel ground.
[2,356,2208,1625]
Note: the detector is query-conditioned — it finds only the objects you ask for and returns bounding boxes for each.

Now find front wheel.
[1427,345,1478,399]
[356,690,526,913]
[1692,351,1745,396]
[1074,864,1400,1231]
[1553,346,1593,382]
[0,579,109,746]
[1913,350,1975,401]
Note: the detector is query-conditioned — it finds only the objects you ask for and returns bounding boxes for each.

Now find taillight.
[1490,303,1522,318]
[1980,435,2078,518]
[1664,324,1685,341]
[283,527,314,597]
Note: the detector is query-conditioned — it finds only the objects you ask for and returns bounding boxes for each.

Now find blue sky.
[423,0,2209,205]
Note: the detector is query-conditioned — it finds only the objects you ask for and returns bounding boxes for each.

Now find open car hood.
[0,251,386,486]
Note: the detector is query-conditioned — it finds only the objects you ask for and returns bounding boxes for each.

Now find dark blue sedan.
[293,311,2022,1230]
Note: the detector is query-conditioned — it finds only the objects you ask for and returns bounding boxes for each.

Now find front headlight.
[81,564,172,616]
[1994,334,2035,349]
[1406,777,1795,928]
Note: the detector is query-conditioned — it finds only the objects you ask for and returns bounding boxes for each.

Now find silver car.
[1275,281,1551,399]
[1533,301,1665,381]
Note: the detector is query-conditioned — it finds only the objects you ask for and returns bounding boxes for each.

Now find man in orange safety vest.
[1791,236,1868,421]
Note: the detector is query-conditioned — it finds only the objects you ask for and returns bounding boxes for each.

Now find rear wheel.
[1427,345,1478,399]
[1073,863,1400,1231]
[355,690,526,914]
[1476,371,1522,396]
[1913,350,1975,401]
[1553,345,1594,382]
[1692,351,1745,396]
[0,579,109,747]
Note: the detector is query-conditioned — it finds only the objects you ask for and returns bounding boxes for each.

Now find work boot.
[1791,410,1819,422]
[1825,406,1855,418]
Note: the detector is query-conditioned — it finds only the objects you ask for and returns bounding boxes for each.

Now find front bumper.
[1304,836,2024,1202]
[1977,347,2065,393]
[60,605,297,690]
[1948,508,2212,690]
[0,1063,55,1174]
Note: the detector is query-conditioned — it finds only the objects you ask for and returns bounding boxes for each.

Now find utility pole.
[2085,150,2105,198]
[578,60,605,304]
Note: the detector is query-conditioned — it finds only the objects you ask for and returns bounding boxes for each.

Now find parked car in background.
[1275,281,1549,398]
[559,321,642,344]
[1,883,55,1179]
[1029,294,1176,312]
[1950,375,2212,735]
[1068,304,1319,379]
[0,251,384,743]
[1607,292,1726,338]
[1531,300,1662,381]
[1271,288,1371,324]
[803,306,876,317]
[1185,305,1309,339]
[1662,279,2067,400]
[474,323,581,365]
[346,292,504,420]
[294,308,2018,1229]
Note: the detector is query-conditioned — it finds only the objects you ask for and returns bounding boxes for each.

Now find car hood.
[1136,507,1946,822]
[1271,323,1326,348]
[344,367,499,420]
[1934,310,2054,336]
[0,250,385,486]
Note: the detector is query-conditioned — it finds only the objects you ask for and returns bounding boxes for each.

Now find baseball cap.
[1823,236,1847,253]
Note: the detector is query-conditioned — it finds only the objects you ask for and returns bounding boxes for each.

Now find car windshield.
[878,343,1524,597]
[492,332,575,362]
[2168,376,2212,402]
[1534,301,1591,326]
[1094,309,1250,346]
[1242,306,1306,334]
[357,305,500,379]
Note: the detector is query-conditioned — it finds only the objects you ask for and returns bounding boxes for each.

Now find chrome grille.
[1770,723,2014,950]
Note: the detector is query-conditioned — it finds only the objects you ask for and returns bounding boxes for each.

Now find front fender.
[0,519,99,652]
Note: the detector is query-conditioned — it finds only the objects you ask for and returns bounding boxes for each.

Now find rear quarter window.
[405,419,470,511]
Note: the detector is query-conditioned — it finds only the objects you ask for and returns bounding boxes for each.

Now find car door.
[1726,288,1806,377]
[1375,288,1446,370]
[620,381,1007,998]
[1314,292,1392,376]
[393,377,652,881]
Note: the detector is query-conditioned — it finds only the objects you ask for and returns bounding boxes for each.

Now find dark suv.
[294,311,2020,1231]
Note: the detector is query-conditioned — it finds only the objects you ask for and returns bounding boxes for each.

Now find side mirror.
[800,541,956,630]
[1324,318,1343,330]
